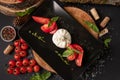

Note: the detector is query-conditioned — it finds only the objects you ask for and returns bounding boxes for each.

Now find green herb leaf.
[85,21,99,33]
[16,7,35,17]
[30,73,42,80]
[51,16,59,22]
[48,16,59,27]
[67,47,80,54]
[41,71,51,80]
[62,49,74,57]
[104,38,111,47]
[30,71,51,80]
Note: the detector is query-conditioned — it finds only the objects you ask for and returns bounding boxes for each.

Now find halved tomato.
[41,22,58,33]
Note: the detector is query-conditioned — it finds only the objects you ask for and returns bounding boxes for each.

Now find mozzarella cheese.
[52,29,71,48]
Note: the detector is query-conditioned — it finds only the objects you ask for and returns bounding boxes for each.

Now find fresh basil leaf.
[30,73,42,80]
[51,16,59,22]
[41,71,51,80]
[62,49,74,57]
[67,47,80,54]
[85,21,99,33]
[16,7,35,17]
[104,38,111,47]
[48,16,59,27]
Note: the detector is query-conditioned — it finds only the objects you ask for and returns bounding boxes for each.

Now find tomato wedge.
[75,53,83,67]
[41,22,58,33]
[68,44,84,67]
[32,16,50,24]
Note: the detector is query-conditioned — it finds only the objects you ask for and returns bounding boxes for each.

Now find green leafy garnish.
[16,7,35,17]
[85,21,100,33]
[30,71,51,80]
[62,49,74,57]
[48,16,59,27]
[55,50,69,65]
[62,47,80,57]
[104,38,112,47]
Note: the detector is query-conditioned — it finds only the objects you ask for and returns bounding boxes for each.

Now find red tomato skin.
[22,58,29,66]
[32,16,50,24]
[16,60,23,67]
[7,67,14,74]
[19,50,27,58]
[20,38,26,43]
[14,53,21,60]
[75,53,83,67]
[14,46,22,54]
[41,22,57,33]
[14,40,20,47]
[27,66,33,73]
[8,60,16,68]
[20,66,27,74]
[49,25,58,34]
[33,65,40,72]
[29,59,36,67]
[21,43,28,50]
[72,44,84,53]
[13,67,20,75]
[67,53,78,61]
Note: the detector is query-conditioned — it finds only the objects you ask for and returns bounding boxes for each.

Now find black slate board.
[0,0,120,80]
[19,0,105,80]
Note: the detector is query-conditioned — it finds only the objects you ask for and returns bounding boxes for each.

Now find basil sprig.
[62,47,80,57]
[30,71,51,80]
[48,16,59,27]
[104,38,111,47]
[85,21,100,33]
[16,7,35,17]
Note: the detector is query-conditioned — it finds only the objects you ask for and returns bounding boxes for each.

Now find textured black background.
[0,1,120,80]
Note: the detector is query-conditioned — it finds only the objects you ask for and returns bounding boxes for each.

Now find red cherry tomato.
[27,66,33,73]
[22,58,29,66]
[75,53,83,67]
[8,60,16,68]
[29,59,36,67]
[67,53,78,61]
[20,38,26,43]
[14,46,22,53]
[32,16,50,24]
[21,43,28,50]
[7,67,13,74]
[14,40,20,47]
[13,67,20,75]
[41,22,57,33]
[14,53,21,60]
[33,65,40,72]
[16,60,23,67]
[19,50,27,58]
[20,66,27,74]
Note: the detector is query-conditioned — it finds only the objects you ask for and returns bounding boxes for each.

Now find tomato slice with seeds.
[41,22,58,33]
[68,44,84,67]
[32,16,50,24]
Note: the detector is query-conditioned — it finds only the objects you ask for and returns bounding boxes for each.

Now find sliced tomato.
[41,22,57,33]
[68,44,84,67]
[75,53,83,67]
[32,16,50,24]
[71,44,84,53]
[67,53,78,61]
[49,25,58,34]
